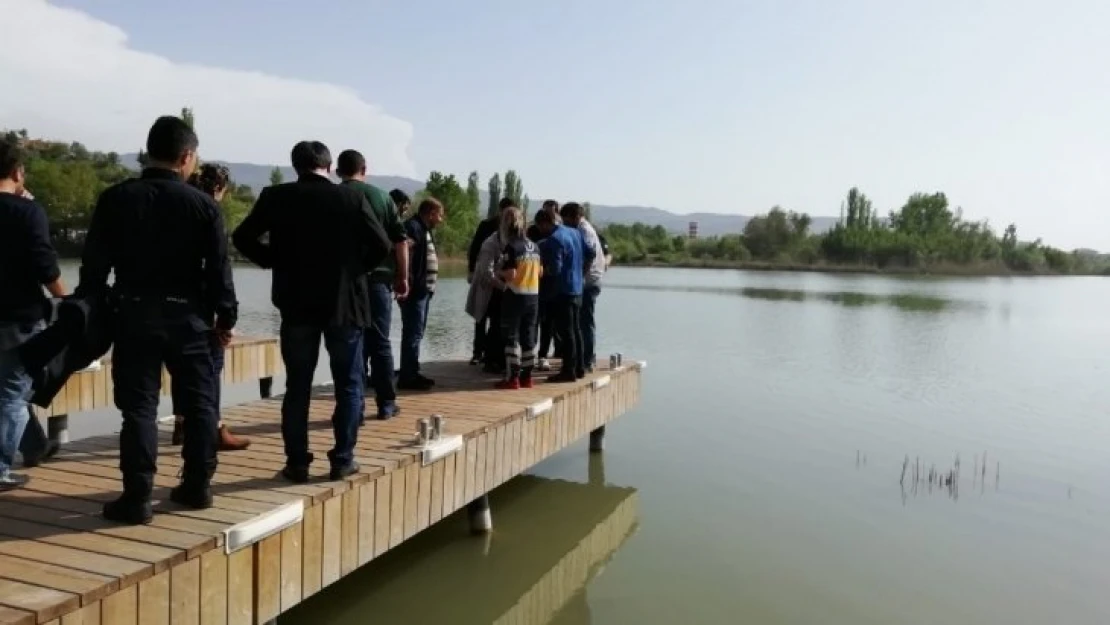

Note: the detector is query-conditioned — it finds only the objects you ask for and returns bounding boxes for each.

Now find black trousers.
[472,319,486,360]
[113,300,218,500]
[550,294,584,376]
[501,293,539,375]
[537,299,560,359]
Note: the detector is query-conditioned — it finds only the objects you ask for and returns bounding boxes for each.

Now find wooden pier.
[0,345,643,625]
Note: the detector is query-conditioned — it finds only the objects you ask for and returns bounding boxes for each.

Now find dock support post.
[468,495,492,534]
[589,425,606,453]
[588,454,606,487]
[259,376,274,399]
[47,414,70,445]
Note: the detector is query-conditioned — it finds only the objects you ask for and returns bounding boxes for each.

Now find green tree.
[181,107,195,130]
[466,171,481,217]
[503,170,525,207]
[486,173,502,218]
[424,171,479,257]
[269,167,284,186]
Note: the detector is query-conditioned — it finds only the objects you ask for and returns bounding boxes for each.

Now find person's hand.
[394,277,410,301]
[214,327,233,347]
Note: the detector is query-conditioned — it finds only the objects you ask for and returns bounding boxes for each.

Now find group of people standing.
[465,198,610,387]
[0,112,609,527]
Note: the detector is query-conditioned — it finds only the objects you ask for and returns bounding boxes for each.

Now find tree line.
[600,187,1109,275]
[8,120,1103,274]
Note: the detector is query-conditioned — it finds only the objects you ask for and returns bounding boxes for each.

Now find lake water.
[58,263,1110,624]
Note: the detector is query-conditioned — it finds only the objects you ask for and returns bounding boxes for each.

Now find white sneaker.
[537,359,552,372]
[0,471,28,491]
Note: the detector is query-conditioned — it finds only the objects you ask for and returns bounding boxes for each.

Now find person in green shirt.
[337,150,409,420]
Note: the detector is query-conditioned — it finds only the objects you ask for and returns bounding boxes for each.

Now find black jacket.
[19,294,115,408]
[0,193,61,349]
[233,174,391,327]
[76,168,238,330]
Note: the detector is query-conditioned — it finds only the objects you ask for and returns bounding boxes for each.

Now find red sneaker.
[520,376,534,389]
[495,378,520,390]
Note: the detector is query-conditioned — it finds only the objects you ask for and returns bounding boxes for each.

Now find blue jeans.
[280,322,364,469]
[399,292,431,381]
[0,347,33,475]
[364,282,397,416]
[581,285,601,368]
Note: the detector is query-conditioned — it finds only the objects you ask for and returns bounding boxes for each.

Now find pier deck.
[0,358,643,625]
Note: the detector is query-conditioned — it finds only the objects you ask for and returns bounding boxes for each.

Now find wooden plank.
[321,497,342,587]
[0,578,79,623]
[416,463,432,533]
[0,606,33,625]
[0,518,180,572]
[197,550,226,625]
[100,583,137,625]
[279,525,302,613]
[485,428,498,490]
[225,548,252,625]
[339,488,359,576]
[356,480,375,566]
[300,503,322,599]
[136,571,169,625]
[61,603,101,625]
[428,459,444,524]
[373,475,391,559]
[0,554,116,606]
[402,463,419,539]
[474,432,488,498]
[388,469,405,549]
[253,534,280,624]
[441,452,456,517]
[169,559,199,625]
[462,438,477,504]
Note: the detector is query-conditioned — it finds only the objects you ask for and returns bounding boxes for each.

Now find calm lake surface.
[58,262,1110,624]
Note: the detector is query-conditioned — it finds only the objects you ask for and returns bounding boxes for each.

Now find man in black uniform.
[233,141,391,483]
[78,116,237,525]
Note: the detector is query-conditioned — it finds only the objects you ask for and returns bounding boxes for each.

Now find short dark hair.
[146,116,199,163]
[0,139,24,180]
[390,189,410,207]
[498,197,515,210]
[535,209,557,226]
[541,199,559,211]
[335,149,366,178]
[418,198,444,216]
[561,202,586,221]
[187,163,231,197]
[290,141,331,173]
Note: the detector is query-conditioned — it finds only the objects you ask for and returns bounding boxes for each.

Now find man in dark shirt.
[0,139,66,490]
[77,116,237,523]
[233,141,391,483]
[398,198,445,390]
[336,149,409,420]
[467,197,514,366]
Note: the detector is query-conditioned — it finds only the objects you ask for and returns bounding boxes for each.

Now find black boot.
[103,495,153,525]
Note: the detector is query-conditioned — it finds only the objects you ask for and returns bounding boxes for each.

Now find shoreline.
[611,258,1103,278]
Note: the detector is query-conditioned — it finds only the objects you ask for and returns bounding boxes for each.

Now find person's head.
[418,197,445,228]
[146,115,199,178]
[560,202,586,227]
[187,163,231,201]
[290,140,332,176]
[0,139,27,196]
[390,189,411,213]
[498,196,515,213]
[335,149,366,181]
[499,206,526,242]
[534,206,558,236]
[538,199,561,225]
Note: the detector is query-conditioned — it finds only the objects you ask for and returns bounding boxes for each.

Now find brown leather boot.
[218,424,250,451]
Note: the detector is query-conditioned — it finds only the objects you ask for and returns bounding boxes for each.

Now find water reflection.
[607,283,973,313]
[281,458,639,625]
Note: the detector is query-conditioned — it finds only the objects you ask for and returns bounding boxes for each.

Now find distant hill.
[121,154,839,237]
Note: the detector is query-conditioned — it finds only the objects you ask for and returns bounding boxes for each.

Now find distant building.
[688,220,698,240]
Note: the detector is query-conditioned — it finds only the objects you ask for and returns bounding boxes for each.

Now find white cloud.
[0,0,416,176]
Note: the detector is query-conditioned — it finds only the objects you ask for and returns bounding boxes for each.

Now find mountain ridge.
[120,154,839,236]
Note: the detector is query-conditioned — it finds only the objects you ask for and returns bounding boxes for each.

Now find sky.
[2,0,1109,249]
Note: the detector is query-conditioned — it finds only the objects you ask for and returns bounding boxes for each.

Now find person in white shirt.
[559,203,606,372]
